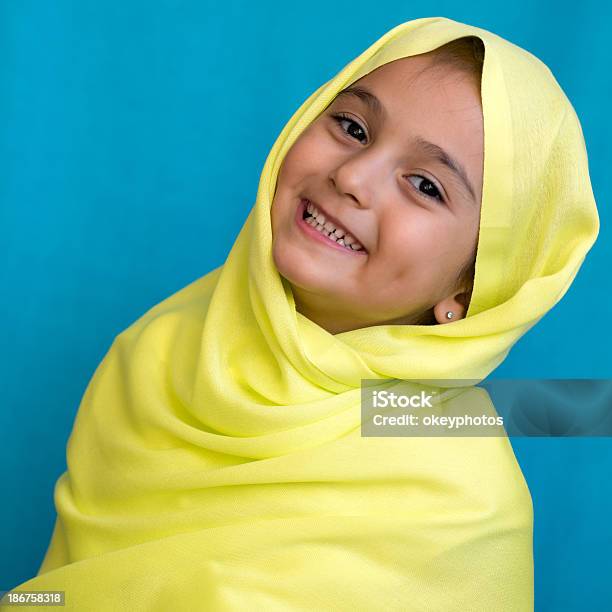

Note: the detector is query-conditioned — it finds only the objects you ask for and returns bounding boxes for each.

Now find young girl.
[6,16,598,611]
[271,38,483,332]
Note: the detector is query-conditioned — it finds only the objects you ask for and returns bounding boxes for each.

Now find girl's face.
[271,54,484,334]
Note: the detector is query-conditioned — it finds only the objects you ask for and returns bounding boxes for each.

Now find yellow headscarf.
[6,16,598,611]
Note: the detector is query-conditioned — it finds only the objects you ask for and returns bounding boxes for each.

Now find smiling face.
[270,52,484,335]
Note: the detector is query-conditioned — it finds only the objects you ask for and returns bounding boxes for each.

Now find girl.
[6,16,598,611]
[271,38,483,332]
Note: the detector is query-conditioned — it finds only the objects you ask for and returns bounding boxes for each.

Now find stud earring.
[446,311,454,320]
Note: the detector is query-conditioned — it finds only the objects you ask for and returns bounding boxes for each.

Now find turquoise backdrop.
[1,1,610,608]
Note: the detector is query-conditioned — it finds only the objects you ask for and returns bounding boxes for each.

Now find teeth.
[323,221,336,232]
[304,199,364,252]
[306,201,345,236]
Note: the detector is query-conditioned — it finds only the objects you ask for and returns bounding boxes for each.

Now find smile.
[295,199,367,255]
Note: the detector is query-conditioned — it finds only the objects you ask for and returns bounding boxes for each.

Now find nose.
[328,150,385,209]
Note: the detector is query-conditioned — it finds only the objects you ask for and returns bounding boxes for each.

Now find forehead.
[358,54,481,109]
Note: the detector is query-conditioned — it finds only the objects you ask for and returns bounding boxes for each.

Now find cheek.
[374,215,457,288]
[281,126,333,177]
[379,212,435,260]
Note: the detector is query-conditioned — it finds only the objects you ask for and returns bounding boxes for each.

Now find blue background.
[1,1,610,608]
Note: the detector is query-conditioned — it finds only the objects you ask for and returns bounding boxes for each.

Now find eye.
[406,175,445,204]
[330,113,368,144]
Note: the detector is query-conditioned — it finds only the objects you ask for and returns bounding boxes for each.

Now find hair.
[428,36,485,82]
[415,36,485,325]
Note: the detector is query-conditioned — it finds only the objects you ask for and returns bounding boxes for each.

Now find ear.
[432,288,471,324]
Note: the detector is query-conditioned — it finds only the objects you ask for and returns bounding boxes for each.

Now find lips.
[302,196,365,252]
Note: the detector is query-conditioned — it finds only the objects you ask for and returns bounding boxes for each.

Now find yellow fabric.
[6,16,598,611]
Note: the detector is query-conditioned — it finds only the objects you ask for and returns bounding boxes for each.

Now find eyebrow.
[334,85,478,203]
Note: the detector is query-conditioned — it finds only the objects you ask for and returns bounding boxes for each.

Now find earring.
[446,311,454,320]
